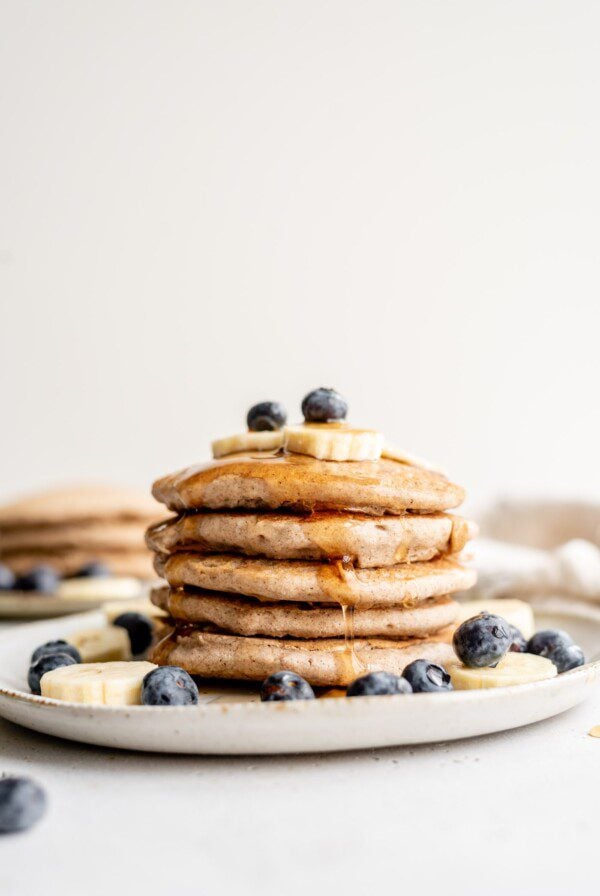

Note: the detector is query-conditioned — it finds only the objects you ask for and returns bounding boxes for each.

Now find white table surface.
[1,617,599,896]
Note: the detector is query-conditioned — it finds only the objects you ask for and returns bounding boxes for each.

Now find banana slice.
[69,626,132,663]
[449,652,557,689]
[382,443,446,475]
[102,598,166,624]
[56,576,143,601]
[455,599,535,639]
[284,424,384,461]
[41,661,157,705]
[212,431,284,459]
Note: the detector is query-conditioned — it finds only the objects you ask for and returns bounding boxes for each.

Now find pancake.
[3,548,154,579]
[151,453,465,516]
[154,552,476,608]
[146,512,476,568]
[150,624,456,687]
[0,520,149,554]
[151,586,459,638]
[0,484,160,530]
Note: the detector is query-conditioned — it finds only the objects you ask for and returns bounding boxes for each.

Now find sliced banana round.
[283,424,384,461]
[455,599,535,639]
[56,576,143,601]
[382,443,446,475]
[212,431,284,459]
[69,626,132,663]
[40,661,157,705]
[448,652,557,690]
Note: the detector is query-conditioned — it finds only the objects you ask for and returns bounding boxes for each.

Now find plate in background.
[0,602,598,755]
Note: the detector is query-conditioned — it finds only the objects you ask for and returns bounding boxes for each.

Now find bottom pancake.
[151,586,459,639]
[150,624,456,687]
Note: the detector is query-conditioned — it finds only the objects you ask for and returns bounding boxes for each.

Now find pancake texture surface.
[152,453,465,515]
[146,511,475,567]
[154,552,476,607]
[150,624,456,686]
[151,586,459,638]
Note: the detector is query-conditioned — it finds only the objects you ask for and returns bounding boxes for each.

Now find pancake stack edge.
[146,453,477,688]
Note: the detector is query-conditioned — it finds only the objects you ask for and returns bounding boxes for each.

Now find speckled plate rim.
[0,603,598,754]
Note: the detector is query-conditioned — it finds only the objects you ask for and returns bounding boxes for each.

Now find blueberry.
[247,401,287,432]
[0,563,16,591]
[547,643,585,673]
[16,565,59,594]
[527,629,584,673]
[301,388,348,423]
[453,613,511,668]
[141,666,199,706]
[260,670,315,702]
[28,652,78,695]
[527,629,573,655]
[0,777,47,833]
[402,659,453,692]
[113,612,153,655]
[346,671,412,697]
[508,624,528,653]
[30,640,82,665]
[75,561,111,578]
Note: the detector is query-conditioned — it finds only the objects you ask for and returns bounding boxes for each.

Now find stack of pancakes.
[147,453,477,687]
[0,485,160,580]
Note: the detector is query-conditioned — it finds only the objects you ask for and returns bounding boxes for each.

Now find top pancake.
[0,484,161,531]
[152,452,465,515]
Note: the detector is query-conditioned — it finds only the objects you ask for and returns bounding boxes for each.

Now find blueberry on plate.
[402,659,453,693]
[16,566,59,594]
[508,623,528,653]
[0,563,16,591]
[528,629,573,654]
[346,671,412,697]
[0,777,47,833]
[28,652,78,695]
[453,613,511,668]
[528,629,584,673]
[260,670,315,702]
[301,388,348,423]
[546,643,585,673]
[141,666,199,706]
[30,639,82,665]
[75,561,111,578]
[112,612,153,655]
[247,401,287,432]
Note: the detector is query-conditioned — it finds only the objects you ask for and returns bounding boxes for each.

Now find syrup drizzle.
[317,556,365,682]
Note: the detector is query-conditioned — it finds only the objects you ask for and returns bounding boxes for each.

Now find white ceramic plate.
[0,602,598,755]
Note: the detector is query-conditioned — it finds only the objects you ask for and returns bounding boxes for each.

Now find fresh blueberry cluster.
[244,388,349,435]
[26,619,202,706]
[27,640,82,695]
[453,614,585,674]
[0,560,112,595]
[259,614,586,701]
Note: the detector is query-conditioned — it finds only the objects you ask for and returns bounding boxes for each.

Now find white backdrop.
[1,0,599,510]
